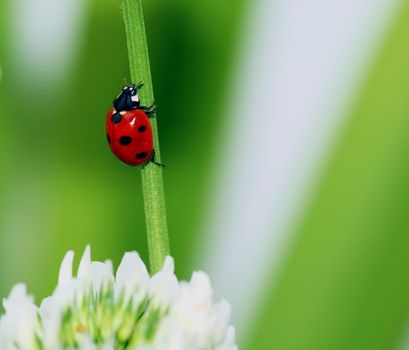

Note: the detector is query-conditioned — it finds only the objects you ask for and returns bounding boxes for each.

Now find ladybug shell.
[106,107,153,166]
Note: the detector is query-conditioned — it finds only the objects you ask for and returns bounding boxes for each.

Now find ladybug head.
[122,84,137,96]
[113,83,142,111]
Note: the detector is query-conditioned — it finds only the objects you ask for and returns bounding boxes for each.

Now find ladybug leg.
[139,103,156,118]
[149,149,165,168]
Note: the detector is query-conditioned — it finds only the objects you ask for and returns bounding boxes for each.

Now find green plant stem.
[122,0,170,274]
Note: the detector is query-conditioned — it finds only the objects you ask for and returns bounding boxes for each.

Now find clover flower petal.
[0,246,237,350]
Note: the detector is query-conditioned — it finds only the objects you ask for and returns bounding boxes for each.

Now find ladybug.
[106,83,163,167]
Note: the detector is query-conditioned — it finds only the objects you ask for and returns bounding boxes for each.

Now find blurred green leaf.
[144,0,248,278]
[248,3,409,350]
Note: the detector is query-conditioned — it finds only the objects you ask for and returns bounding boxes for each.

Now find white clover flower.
[0,246,238,350]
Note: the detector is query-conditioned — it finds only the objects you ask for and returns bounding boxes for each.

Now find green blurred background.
[1,0,409,349]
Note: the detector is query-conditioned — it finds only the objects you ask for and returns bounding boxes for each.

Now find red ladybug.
[106,83,163,166]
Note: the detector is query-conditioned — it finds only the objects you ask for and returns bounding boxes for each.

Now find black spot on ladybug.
[111,113,122,124]
[138,125,147,133]
[136,152,148,159]
[119,136,132,145]
[106,134,111,144]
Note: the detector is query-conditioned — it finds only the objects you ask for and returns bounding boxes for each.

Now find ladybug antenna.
[123,77,128,86]
[136,81,144,89]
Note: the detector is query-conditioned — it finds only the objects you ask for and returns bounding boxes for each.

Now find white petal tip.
[162,256,175,274]
[58,250,74,286]
[77,245,91,279]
